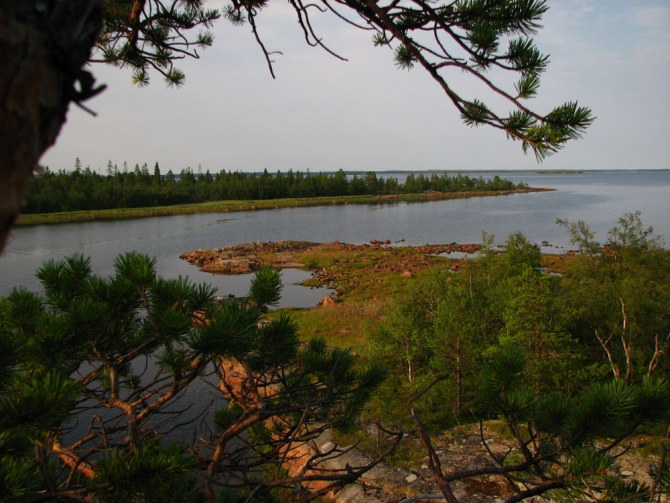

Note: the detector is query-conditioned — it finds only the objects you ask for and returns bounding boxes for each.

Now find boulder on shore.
[319,295,337,307]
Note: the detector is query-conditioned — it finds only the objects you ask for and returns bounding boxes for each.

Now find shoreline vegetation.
[18,167,549,226]
[4,215,669,502]
[16,187,553,226]
[176,237,670,499]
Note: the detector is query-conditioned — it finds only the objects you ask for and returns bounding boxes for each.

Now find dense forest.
[368,213,670,425]
[1,213,669,502]
[22,161,524,214]
[359,213,670,500]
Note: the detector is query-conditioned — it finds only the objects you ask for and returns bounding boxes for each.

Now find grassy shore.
[180,240,566,359]
[16,187,552,226]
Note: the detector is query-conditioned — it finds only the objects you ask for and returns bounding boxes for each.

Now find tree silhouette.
[0,253,393,501]
[0,0,593,253]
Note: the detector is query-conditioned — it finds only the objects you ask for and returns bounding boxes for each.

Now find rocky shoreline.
[179,240,483,276]
[314,423,663,503]
[180,240,663,502]
[179,240,320,274]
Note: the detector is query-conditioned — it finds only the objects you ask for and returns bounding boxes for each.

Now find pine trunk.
[0,0,102,253]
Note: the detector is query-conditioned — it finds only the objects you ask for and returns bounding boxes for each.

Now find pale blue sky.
[42,0,670,173]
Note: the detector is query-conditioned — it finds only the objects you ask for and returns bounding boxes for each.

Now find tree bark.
[0,0,103,253]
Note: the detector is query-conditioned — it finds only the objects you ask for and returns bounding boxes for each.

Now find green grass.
[621,433,668,459]
[16,188,551,226]
[280,303,381,358]
[272,244,457,360]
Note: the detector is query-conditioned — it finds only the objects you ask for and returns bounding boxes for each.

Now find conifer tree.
[558,213,670,383]
[0,254,391,502]
[410,346,670,502]
[0,0,594,254]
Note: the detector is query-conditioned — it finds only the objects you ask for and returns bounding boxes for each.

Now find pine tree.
[558,213,670,383]
[0,254,390,501]
[0,0,595,254]
[410,346,670,502]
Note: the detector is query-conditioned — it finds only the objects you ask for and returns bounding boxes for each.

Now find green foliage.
[473,347,670,500]
[0,370,81,434]
[556,216,600,255]
[213,403,244,433]
[500,266,580,393]
[369,214,670,448]
[563,447,613,478]
[2,213,668,502]
[600,478,649,503]
[0,253,387,501]
[501,231,541,274]
[649,455,670,494]
[96,0,220,87]
[0,456,40,502]
[607,210,665,252]
[94,442,197,503]
[558,212,670,383]
[248,265,282,309]
[191,302,260,358]
[247,311,299,370]
[366,280,438,423]
[21,168,522,215]
[394,45,417,70]
[481,345,527,404]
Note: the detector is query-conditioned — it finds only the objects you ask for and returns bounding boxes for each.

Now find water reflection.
[2,171,668,296]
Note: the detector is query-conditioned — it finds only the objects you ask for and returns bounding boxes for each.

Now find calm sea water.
[4,170,669,441]
[2,170,668,299]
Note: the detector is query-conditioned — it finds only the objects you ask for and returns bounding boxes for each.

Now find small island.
[176,229,670,502]
[17,168,553,226]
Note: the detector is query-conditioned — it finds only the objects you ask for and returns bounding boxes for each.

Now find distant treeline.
[22,161,526,214]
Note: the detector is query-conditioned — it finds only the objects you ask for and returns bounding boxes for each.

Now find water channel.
[2,170,669,301]
[3,169,669,452]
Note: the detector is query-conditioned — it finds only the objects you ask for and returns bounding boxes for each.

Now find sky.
[41,0,670,174]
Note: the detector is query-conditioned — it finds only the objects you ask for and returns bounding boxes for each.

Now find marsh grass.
[274,245,454,362]
[281,301,384,359]
[17,188,546,226]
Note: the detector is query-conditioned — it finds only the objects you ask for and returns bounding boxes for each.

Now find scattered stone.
[400,270,413,278]
[214,294,236,304]
[320,295,337,307]
[405,474,418,483]
[333,484,381,503]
